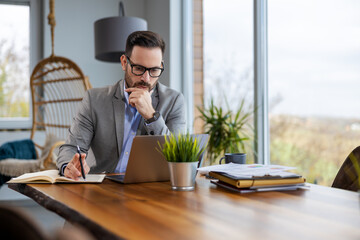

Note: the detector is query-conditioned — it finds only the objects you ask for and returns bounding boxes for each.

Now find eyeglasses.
[126,56,164,78]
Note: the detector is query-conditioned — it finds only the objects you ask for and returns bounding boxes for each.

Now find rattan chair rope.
[30,0,91,163]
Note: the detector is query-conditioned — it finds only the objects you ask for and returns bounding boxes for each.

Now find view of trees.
[203,67,356,187]
[0,39,29,118]
[0,4,30,119]
[270,115,360,186]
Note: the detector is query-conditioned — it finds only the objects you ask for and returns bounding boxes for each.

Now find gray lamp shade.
[94,16,147,62]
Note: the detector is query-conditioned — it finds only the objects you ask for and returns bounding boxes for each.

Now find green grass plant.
[157,133,207,162]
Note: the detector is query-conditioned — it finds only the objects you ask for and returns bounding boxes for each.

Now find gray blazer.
[56,79,186,173]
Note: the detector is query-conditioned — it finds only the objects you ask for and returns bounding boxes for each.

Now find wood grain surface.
[8,177,360,240]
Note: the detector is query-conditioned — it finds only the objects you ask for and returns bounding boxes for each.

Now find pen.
[77,145,86,180]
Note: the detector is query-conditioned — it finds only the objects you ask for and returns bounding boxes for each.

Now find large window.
[203,0,360,186]
[0,0,41,129]
[268,0,360,186]
[204,0,253,108]
[203,0,255,163]
[0,3,30,120]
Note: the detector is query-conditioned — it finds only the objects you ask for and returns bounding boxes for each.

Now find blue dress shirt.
[114,88,142,173]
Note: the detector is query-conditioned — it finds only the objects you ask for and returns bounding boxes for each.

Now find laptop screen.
[106,134,208,184]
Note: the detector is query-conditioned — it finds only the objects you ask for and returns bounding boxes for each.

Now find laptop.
[106,134,209,184]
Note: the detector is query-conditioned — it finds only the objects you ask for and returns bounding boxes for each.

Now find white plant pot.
[168,162,198,191]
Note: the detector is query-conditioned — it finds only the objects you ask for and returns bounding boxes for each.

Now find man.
[56,31,186,180]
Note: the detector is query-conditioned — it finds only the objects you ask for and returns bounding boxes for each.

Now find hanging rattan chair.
[29,56,91,169]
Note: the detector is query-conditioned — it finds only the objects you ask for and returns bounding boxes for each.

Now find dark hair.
[125,31,166,57]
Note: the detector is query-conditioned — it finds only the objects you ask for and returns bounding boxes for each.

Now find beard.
[124,69,157,92]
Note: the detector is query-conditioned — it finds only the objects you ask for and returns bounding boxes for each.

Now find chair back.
[30,56,91,151]
[0,205,48,240]
[332,146,360,191]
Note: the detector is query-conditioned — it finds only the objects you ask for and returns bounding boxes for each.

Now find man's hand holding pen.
[64,151,90,180]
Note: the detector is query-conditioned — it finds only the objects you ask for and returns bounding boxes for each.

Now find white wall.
[0,0,187,143]
[144,0,171,89]
[169,0,183,92]
[42,0,176,89]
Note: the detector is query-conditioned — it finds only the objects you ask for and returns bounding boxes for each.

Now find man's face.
[121,46,163,92]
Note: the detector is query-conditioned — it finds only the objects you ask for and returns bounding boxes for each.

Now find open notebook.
[7,170,105,184]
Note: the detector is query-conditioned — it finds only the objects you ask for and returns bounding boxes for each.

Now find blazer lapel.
[113,80,126,156]
[151,84,160,111]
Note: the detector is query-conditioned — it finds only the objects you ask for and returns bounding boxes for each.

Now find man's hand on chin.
[125,87,155,119]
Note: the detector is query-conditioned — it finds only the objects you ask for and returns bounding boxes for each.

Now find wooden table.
[8,177,360,240]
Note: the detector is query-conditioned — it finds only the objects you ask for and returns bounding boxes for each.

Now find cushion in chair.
[0,134,61,177]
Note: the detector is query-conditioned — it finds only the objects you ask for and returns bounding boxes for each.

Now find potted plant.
[157,133,206,191]
[197,98,255,164]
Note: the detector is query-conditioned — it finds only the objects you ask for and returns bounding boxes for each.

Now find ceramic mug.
[219,153,246,164]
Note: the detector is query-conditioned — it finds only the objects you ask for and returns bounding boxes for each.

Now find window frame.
[182,0,194,132]
[254,0,269,164]
[0,0,43,129]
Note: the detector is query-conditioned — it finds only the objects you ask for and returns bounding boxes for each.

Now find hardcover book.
[209,171,306,188]
[211,180,306,193]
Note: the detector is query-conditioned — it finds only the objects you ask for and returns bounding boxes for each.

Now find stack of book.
[209,171,306,193]
[198,163,306,193]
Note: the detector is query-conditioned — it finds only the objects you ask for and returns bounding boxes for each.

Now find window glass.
[268,0,360,185]
[203,0,254,163]
[0,4,30,119]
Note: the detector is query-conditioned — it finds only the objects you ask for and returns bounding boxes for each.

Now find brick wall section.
[193,0,204,134]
